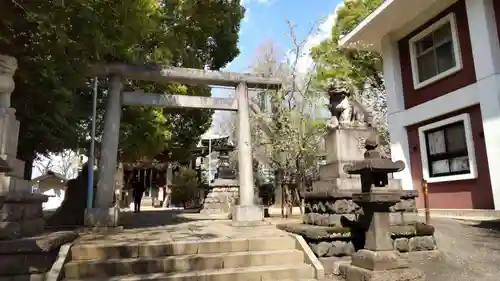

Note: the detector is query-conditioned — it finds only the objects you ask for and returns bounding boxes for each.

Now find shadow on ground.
[119,209,205,229]
[468,219,500,232]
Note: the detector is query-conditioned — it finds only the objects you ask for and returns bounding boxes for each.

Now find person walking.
[132,178,145,213]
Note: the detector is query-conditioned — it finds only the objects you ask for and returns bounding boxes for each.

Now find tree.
[246,22,327,217]
[1,0,245,178]
[171,166,201,208]
[311,0,389,155]
[1,0,164,178]
[34,150,83,179]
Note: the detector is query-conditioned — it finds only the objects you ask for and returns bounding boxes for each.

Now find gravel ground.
[407,218,500,281]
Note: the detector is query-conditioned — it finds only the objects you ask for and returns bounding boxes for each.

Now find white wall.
[381,0,500,209]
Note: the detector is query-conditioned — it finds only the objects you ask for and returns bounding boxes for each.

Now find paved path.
[77,210,500,280]
[75,209,288,245]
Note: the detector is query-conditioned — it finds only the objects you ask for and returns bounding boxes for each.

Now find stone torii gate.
[84,64,282,226]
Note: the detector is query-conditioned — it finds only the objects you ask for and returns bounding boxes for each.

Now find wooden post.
[422,179,431,224]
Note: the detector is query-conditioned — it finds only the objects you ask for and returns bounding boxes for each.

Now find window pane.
[436,41,456,73]
[450,156,470,172]
[417,52,438,82]
[431,160,450,175]
[433,23,452,46]
[445,122,467,153]
[427,130,446,155]
[415,34,434,55]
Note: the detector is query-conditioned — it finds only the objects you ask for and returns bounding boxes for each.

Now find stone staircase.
[63,236,317,281]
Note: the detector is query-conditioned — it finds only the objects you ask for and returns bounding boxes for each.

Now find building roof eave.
[338,0,456,52]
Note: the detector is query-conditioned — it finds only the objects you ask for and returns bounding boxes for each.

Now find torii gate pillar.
[232,82,263,223]
[84,75,123,227]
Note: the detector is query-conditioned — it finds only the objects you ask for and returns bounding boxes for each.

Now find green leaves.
[2,0,244,177]
[312,0,384,94]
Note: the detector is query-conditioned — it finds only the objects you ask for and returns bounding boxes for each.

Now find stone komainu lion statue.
[326,83,373,130]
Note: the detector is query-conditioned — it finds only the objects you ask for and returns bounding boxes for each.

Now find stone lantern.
[341,137,425,281]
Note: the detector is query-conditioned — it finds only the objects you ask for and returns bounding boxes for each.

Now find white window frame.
[409,13,463,90]
[418,113,477,183]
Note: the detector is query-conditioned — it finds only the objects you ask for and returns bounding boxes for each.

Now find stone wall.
[302,189,419,226]
[0,193,47,240]
[278,223,436,258]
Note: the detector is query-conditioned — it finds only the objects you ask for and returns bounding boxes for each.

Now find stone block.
[0,202,23,221]
[231,204,263,223]
[409,236,436,252]
[325,128,378,163]
[351,249,409,271]
[71,243,139,260]
[248,236,295,251]
[0,221,20,240]
[198,238,248,254]
[0,110,20,157]
[389,212,419,225]
[0,231,78,254]
[84,207,120,227]
[0,252,56,275]
[22,204,43,220]
[390,199,417,212]
[343,264,425,281]
[0,155,24,178]
[319,256,351,275]
[393,238,410,253]
[0,218,45,240]
[19,218,45,238]
[0,178,31,194]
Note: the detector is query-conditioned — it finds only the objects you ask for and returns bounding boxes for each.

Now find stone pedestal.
[232,204,264,224]
[0,193,47,240]
[315,127,378,185]
[0,56,48,240]
[84,207,120,227]
[343,250,425,281]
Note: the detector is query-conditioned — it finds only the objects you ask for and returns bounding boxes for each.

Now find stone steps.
[65,264,315,281]
[64,236,317,281]
[64,249,304,279]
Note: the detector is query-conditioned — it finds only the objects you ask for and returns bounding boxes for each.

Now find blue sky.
[225,0,340,73]
[210,0,341,132]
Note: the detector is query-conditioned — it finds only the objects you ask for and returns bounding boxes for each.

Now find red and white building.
[339,0,500,210]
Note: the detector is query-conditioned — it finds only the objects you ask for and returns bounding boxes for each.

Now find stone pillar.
[0,55,47,239]
[232,82,263,223]
[85,75,123,226]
